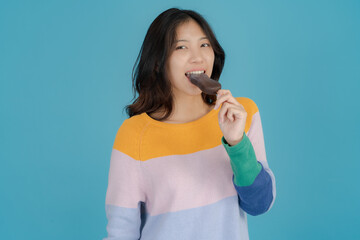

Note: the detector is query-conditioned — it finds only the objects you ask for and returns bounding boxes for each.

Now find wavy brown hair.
[124,8,225,121]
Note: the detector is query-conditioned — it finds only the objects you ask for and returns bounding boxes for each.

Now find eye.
[201,43,211,47]
[175,46,186,50]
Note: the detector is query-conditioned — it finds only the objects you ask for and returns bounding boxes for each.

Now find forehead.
[175,19,207,39]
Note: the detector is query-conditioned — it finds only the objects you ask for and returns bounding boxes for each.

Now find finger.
[216,92,233,105]
[220,104,237,122]
[216,90,231,101]
[227,107,242,122]
[218,102,227,122]
[219,102,233,122]
[227,110,234,121]
[215,93,238,110]
[217,89,231,97]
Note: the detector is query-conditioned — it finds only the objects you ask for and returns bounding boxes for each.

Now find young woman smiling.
[103,8,276,240]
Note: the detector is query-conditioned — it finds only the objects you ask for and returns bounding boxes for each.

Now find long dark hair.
[124,8,225,121]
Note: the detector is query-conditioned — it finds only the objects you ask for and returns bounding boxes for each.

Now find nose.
[189,48,204,63]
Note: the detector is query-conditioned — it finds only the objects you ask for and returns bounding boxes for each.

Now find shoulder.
[235,97,260,116]
[234,97,261,134]
[112,114,147,160]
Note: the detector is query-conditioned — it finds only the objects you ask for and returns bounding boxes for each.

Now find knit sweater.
[103,97,276,240]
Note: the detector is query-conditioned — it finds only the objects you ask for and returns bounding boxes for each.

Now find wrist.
[226,132,245,147]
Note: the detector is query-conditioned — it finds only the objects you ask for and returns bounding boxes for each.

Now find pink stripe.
[105,149,146,208]
[247,111,267,163]
[141,145,237,216]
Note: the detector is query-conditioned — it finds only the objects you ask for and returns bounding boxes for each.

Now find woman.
[104,8,276,240]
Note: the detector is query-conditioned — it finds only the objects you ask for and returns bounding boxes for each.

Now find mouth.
[185,70,206,78]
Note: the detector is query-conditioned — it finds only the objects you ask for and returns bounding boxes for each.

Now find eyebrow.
[175,37,208,43]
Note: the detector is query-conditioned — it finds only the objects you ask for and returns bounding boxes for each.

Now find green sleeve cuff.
[221,132,262,186]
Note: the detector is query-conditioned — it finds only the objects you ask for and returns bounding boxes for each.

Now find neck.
[150,95,214,123]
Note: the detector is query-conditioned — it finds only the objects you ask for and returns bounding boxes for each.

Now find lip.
[185,69,206,79]
[185,68,206,74]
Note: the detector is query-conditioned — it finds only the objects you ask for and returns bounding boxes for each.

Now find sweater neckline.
[141,107,218,128]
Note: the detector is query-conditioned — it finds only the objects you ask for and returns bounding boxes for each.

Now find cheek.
[166,60,184,82]
[169,55,186,72]
[204,49,215,63]
[207,52,215,68]
[210,51,215,63]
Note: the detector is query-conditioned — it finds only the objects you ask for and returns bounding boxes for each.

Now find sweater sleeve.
[103,124,147,240]
[221,105,276,216]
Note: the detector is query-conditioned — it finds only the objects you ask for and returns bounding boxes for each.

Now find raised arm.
[222,100,276,216]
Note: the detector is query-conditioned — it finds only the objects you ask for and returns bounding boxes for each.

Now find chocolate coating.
[189,73,221,95]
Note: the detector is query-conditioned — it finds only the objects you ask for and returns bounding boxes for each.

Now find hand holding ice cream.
[214,89,247,146]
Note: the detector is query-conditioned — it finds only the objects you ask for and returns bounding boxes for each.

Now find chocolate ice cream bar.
[189,73,221,95]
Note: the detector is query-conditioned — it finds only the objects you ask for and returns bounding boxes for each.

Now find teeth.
[185,70,205,76]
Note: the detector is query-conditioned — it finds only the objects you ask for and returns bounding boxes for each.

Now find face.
[165,19,215,98]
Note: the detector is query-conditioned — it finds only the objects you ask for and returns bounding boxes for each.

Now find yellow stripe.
[113,97,259,161]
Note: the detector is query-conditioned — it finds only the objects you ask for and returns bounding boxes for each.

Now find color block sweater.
[103,97,276,240]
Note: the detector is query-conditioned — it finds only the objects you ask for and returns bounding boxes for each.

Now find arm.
[103,125,146,239]
[222,108,276,216]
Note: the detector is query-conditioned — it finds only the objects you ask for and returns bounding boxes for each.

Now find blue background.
[1,0,359,239]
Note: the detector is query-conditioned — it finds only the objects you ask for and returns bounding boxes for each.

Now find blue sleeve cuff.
[232,161,273,216]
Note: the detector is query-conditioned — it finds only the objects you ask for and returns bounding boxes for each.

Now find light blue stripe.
[104,196,249,240]
[104,165,275,240]
[104,202,144,240]
[141,195,248,240]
